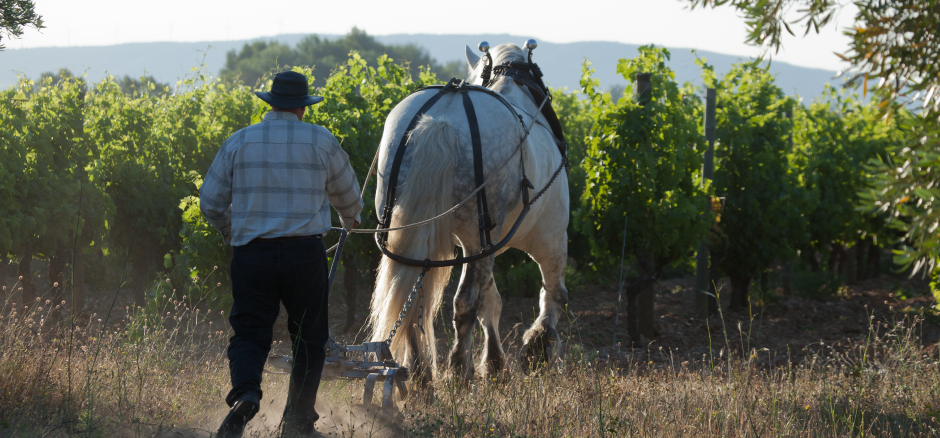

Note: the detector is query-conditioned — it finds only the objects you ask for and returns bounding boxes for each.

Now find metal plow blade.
[265,339,409,412]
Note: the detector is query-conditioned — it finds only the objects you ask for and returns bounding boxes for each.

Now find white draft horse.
[368,43,569,385]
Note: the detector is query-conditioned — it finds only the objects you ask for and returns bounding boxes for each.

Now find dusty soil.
[10,259,931,370]
[329,272,940,370]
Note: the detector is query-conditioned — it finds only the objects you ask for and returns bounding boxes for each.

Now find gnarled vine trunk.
[17,250,35,309]
[708,248,721,315]
[130,253,151,307]
[845,245,857,285]
[637,282,656,341]
[806,250,820,273]
[729,272,749,311]
[73,248,85,315]
[829,243,846,274]
[0,258,7,287]
[48,243,68,319]
[855,238,868,281]
[628,249,661,345]
[868,242,880,278]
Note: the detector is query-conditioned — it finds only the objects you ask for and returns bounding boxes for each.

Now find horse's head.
[464,43,528,86]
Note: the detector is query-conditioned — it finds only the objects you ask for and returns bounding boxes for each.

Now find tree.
[577,46,710,341]
[705,61,807,310]
[0,0,43,50]
[220,28,463,89]
[689,0,940,275]
[690,0,938,113]
[116,75,171,98]
[35,69,86,93]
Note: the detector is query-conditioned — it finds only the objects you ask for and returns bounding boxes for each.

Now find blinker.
[524,39,538,51]
[478,41,490,52]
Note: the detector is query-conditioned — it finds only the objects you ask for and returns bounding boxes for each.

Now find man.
[200,71,363,437]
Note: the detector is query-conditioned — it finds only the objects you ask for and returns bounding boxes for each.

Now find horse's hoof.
[477,357,504,380]
[521,325,558,373]
[443,364,475,385]
[446,350,476,382]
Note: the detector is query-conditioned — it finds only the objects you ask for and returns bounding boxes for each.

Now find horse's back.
[375,88,527,217]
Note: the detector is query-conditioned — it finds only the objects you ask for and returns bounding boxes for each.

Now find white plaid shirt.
[200,111,363,246]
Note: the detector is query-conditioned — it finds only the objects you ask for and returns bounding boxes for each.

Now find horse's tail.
[369,115,457,381]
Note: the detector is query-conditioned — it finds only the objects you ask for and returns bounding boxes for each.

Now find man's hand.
[353,220,360,229]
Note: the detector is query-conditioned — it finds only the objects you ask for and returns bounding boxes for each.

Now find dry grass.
[2,278,940,437]
[0,279,231,437]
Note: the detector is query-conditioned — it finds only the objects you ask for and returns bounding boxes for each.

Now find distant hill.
[1,33,839,99]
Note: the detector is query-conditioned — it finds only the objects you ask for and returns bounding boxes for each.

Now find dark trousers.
[226,237,329,425]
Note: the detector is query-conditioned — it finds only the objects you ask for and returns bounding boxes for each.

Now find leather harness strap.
[461,90,495,248]
[492,62,569,167]
[381,86,450,240]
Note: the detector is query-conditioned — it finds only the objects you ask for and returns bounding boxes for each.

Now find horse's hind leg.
[477,274,505,377]
[402,326,434,388]
[521,231,569,372]
[447,256,494,381]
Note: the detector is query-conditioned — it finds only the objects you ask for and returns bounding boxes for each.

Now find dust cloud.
[196,375,403,437]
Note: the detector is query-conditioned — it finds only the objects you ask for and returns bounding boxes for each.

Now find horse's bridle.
[484,52,569,166]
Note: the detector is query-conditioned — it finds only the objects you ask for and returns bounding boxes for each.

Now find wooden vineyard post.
[695,88,717,318]
[629,73,654,346]
[781,108,795,294]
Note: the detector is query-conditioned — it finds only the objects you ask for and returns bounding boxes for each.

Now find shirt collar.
[263,111,301,122]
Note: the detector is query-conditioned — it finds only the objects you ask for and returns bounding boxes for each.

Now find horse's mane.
[467,43,527,83]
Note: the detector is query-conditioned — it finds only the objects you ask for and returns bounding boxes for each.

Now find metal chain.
[385,266,429,344]
[528,156,568,205]
[416,290,426,336]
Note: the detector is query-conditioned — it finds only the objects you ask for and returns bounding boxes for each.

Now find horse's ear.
[465,45,481,69]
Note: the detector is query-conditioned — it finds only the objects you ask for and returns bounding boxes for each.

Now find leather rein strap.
[376,77,556,268]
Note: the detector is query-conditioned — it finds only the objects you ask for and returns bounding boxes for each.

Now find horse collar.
[490,63,569,165]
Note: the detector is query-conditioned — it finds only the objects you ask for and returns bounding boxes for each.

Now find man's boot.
[217,392,260,438]
[281,377,319,437]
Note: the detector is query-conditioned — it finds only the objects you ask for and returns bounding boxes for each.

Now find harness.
[486,52,569,170]
[377,67,568,268]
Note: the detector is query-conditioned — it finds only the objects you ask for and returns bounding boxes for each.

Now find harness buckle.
[442,77,461,93]
[479,213,494,231]
[521,177,534,205]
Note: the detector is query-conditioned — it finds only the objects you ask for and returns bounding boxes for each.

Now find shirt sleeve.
[323,133,364,231]
[200,138,235,244]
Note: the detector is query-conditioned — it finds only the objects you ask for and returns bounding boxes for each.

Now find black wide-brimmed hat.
[254,71,324,108]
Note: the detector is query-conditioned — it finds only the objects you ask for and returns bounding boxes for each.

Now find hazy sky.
[9,0,857,71]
